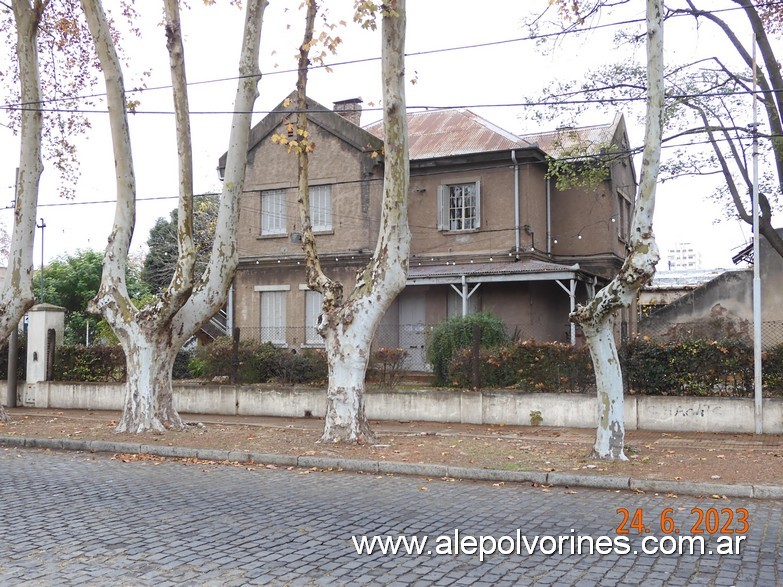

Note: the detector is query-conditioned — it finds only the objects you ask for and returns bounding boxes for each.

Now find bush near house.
[367,347,409,387]
[623,338,756,396]
[37,329,783,397]
[444,335,783,397]
[191,337,328,385]
[426,313,509,386]
[448,341,594,392]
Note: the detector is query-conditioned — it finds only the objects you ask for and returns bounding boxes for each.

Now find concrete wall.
[21,381,783,434]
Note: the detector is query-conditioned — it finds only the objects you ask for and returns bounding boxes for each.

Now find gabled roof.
[523,113,626,159]
[365,110,532,160]
[218,92,384,174]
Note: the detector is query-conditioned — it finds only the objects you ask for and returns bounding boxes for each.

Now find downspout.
[511,150,520,256]
[546,176,552,255]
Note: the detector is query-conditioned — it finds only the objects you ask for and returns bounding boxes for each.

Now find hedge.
[446,337,783,397]
[192,337,328,385]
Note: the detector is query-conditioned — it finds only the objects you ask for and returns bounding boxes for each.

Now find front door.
[399,291,428,371]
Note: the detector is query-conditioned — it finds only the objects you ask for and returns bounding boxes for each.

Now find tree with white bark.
[530,1,783,259]
[0,0,94,420]
[81,0,266,433]
[570,0,665,460]
[285,0,409,443]
[0,1,47,421]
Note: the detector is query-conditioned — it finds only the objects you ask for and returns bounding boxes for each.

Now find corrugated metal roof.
[365,110,618,161]
[524,115,620,158]
[366,110,531,160]
[408,259,580,279]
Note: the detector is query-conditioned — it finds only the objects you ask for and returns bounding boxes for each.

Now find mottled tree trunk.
[0,2,49,423]
[294,2,410,443]
[582,316,626,460]
[321,324,374,443]
[82,0,265,433]
[115,340,182,434]
[572,0,663,460]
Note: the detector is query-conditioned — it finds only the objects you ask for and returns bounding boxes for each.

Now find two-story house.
[221,94,637,370]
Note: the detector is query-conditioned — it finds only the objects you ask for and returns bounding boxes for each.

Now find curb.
[3,435,782,500]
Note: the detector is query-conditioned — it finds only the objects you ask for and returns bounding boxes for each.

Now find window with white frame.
[438,181,480,231]
[304,289,324,345]
[259,289,287,345]
[261,189,286,236]
[309,185,332,231]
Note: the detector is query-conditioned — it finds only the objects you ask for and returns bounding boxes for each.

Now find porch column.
[450,275,481,316]
[555,279,577,345]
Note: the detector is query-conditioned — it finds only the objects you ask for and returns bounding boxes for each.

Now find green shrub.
[624,338,753,396]
[0,337,26,381]
[426,313,508,386]
[172,346,196,380]
[448,340,594,391]
[763,343,783,394]
[54,345,126,382]
[193,337,327,384]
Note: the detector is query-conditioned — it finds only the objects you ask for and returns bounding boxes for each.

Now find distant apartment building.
[666,242,702,270]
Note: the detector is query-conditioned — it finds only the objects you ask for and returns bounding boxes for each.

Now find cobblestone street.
[1,448,781,585]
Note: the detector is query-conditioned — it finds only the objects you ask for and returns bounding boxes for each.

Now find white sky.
[0,0,767,270]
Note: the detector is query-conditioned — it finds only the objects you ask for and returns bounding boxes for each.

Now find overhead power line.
[2,1,780,112]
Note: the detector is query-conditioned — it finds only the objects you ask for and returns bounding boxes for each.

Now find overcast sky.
[0,0,767,270]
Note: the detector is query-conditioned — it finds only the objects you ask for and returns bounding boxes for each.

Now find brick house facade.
[221,94,637,370]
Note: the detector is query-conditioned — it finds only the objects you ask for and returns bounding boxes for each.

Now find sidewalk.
[2,408,782,499]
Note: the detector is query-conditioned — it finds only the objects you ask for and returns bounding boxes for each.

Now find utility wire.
[2,1,780,112]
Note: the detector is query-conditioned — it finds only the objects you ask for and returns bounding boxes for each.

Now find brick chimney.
[333,97,363,127]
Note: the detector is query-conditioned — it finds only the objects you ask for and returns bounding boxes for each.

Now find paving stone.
[0,447,780,586]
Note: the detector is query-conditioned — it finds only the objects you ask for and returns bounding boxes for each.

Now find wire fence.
[637,319,783,350]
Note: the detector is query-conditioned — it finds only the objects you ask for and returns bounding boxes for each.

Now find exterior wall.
[638,231,783,347]
[760,229,783,321]
[639,270,752,338]
[22,381,783,434]
[234,260,366,346]
[238,120,383,262]
[233,105,636,353]
[407,159,543,260]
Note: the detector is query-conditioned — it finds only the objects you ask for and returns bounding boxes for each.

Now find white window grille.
[261,189,286,236]
[309,185,332,232]
[260,290,286,345]
[437,181,480,231]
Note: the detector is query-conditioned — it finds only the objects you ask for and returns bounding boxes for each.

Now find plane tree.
[530,0,783,257]
[543,0,665,459]
[0,0,105,421]
[284,0,410,443]
[82,0,266,432]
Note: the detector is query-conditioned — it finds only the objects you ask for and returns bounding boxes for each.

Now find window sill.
[301,343,325,348]
[439,228,480,235]
[257,233,287,240]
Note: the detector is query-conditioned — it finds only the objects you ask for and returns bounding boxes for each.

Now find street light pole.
[36,218,45,302]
